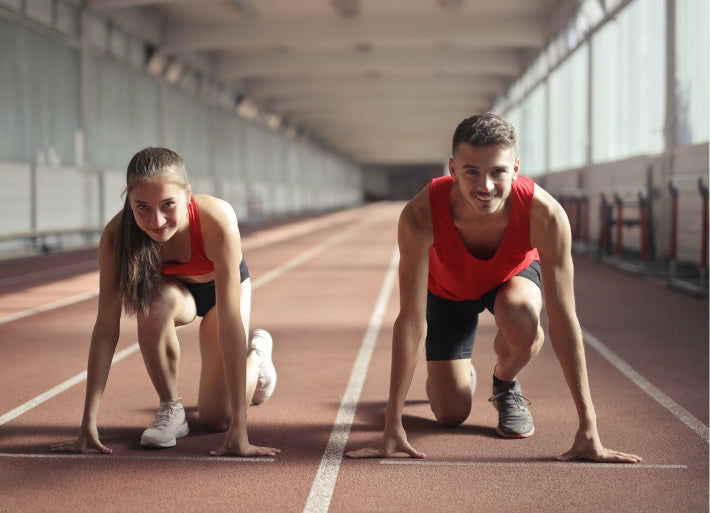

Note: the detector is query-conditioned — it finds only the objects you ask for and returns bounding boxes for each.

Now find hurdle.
[667,176,709,296]
[598,186,655,274]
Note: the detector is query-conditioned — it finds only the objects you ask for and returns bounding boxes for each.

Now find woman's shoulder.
[193,194,239,236]
[193,194,233,214]
[99,212,122,246]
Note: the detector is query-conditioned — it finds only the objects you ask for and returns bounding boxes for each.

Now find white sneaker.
[249,329,277,405]
[470,363,477,395]
[140,399,189,448]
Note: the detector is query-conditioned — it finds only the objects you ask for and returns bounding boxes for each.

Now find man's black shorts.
[425,260,541,361]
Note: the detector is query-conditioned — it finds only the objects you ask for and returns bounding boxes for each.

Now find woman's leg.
[137,280,196,447]
[136,280,196,402]
[198,278,264,431]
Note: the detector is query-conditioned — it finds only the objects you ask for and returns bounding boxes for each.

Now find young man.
[346,113,641,463]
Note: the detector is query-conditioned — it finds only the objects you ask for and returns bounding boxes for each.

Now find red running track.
[0,202,707,512]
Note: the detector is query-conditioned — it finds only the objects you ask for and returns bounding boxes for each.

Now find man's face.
[449,143,519,216]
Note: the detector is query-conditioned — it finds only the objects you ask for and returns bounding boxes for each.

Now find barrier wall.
[541,142,708,293]
[0,161,361,258]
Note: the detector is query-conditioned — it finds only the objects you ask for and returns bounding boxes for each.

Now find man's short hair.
[451,112,517,156]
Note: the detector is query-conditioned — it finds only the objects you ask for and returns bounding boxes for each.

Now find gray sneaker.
[488,379,534,438]
[140,399,189,448]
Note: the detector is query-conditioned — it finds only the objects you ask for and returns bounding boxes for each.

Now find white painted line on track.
[0,342,138,426]
[0,452,274,463]
[1,214,376,434]
[0,208,369,327]
[582,328,709,444]
[0,260,97,287]
[249,219,364,289]
[379,460,687,470]
[0,290,99,326]
[303,247,399,513]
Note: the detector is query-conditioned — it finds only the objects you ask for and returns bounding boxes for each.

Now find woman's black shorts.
[181,259,249,317]
[425,260,541,361]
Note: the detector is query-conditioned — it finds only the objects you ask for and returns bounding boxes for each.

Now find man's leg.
[492,275,544,381]
[426,359,475,427]
[424,291,480,428]
[489,275,543,438]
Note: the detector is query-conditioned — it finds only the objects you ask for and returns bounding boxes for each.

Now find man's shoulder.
[398,184,435,248]
[531,184,563,219]
[403,184,433,224]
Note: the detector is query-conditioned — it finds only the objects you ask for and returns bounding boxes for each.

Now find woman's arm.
[51,217,123,453]
[201,196,279,457]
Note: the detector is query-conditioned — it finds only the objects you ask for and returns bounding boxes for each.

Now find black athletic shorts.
[425,260,541,361]
[181,259,250,317]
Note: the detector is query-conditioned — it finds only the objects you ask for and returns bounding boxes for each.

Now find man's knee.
[435,409,469,428]
[429,389,471,428]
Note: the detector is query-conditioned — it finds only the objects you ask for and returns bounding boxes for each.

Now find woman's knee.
[198,406,230,432]
[139,283,192,328]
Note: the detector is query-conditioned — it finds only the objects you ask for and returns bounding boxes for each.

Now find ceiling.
[87,0,579,167]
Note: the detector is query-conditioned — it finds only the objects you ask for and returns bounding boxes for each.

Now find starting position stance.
[52,147,279,457]
[347,113,641,463]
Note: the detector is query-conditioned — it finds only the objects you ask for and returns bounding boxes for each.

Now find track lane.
[0,202,707,513]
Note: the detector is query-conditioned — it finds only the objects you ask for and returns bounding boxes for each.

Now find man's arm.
[531,186,641,463]
[346,189,433,459]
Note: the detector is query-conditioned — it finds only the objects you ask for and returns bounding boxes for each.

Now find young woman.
[51,147,279,457]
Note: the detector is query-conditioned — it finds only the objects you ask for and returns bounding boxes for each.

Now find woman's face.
[129,174,190,243]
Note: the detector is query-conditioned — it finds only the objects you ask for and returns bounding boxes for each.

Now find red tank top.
[161,197,215,276]
[428,175,539,301]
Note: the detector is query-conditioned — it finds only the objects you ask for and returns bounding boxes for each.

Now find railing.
[598,186,653,273]
[667,176,708,296]
[0,226,102,257]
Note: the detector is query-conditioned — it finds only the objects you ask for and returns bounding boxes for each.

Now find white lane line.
[303,248,399,513]
[0,209,367,327]
[0,216,374,429]
[250,220,365,289]
[0,290,99,326]
[0,260,97,287]
[582,329,709,444]
[0,452,274,463]
[379,460,687,469]
[0,343,138,426]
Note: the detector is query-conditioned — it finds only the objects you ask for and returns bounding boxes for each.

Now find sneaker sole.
[496,425,535,439]
[251,330,276,405]
[140,421,190,448]
[252,361,277,405]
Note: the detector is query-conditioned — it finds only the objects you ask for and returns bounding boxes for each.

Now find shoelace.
[488,389,532,410]
[149,405,179,428]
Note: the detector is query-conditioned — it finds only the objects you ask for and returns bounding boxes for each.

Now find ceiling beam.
[244,75,508,98]
[88,0,201,9]
[166,14,545,52]
[213,47,521,81]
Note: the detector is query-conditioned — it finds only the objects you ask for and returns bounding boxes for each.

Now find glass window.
[675,0,709,145]
[548,44,589,171]
[591,0,665,162]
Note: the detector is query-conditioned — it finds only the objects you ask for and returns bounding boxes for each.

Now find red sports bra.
[161,197,215,276]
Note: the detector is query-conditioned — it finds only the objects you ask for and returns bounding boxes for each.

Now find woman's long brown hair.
[115,147,189,316]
